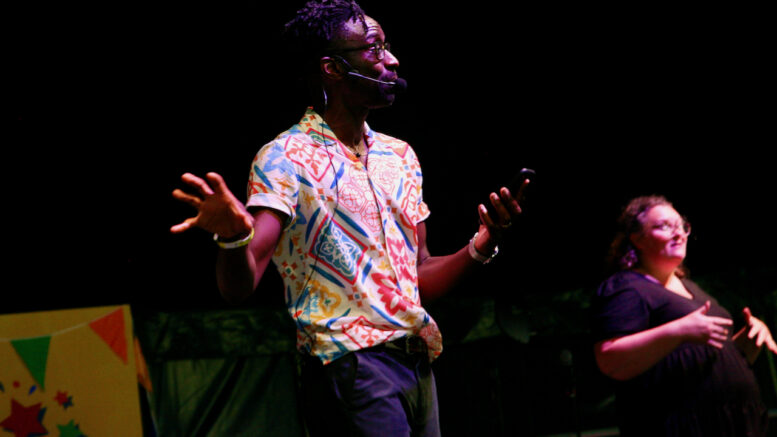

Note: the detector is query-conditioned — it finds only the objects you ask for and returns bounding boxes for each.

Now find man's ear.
[320,56,346,80]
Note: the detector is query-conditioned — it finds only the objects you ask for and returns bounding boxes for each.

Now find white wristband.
[214,228,254,249]
[468,232,498,264]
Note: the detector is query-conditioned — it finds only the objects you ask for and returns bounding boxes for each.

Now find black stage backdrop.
[9,1,773,312]
[8,2,776,434]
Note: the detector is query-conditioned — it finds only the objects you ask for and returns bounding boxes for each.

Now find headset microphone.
[346,71,407,93]
[334,56,407,93]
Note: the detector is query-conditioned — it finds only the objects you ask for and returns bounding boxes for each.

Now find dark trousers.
[300,344,440,437]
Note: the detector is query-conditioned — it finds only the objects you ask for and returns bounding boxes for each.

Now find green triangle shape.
[10,336,51,390]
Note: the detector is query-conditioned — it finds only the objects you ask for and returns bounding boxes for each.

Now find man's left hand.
[475,180,529,254]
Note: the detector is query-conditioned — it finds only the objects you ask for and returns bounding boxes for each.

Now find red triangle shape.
[89,308,128,364]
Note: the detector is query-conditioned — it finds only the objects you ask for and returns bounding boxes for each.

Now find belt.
[381,336,428,355]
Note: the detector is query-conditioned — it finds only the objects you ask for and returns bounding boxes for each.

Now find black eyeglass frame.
[329,41,391,61]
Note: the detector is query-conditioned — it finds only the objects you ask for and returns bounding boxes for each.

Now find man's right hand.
[171,172,254,239]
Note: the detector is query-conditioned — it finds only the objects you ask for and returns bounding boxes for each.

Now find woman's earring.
[622,247,638,269]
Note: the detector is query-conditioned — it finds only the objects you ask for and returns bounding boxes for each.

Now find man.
[171,1,526,435]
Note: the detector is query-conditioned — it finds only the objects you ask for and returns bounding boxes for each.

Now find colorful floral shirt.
[246,108,442,364]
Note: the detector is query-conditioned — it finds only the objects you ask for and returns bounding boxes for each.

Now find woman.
[592,195,777,436]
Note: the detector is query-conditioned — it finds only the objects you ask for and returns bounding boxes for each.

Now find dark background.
[8,0,774,311]
[8,1,775,434]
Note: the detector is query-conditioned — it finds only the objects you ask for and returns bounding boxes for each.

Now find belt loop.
[380,335,427,355]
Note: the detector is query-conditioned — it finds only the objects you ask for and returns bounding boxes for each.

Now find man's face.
[329,16,400,108]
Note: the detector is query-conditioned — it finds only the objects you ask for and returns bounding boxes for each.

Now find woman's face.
[631,204,690,268]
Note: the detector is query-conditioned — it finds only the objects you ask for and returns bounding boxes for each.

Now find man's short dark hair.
[283,0,368,75]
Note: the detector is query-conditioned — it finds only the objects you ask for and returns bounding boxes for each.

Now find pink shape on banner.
[0,399,48,437]
[89,308,128,364]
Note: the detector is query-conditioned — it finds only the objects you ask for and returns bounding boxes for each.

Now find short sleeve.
[591,276,651,343]
[415,175,430,223]
[417,198,430,223]
[246,141,299,226]
[407,144,430,223]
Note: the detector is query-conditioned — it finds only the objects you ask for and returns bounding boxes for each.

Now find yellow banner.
[0,305,143,436]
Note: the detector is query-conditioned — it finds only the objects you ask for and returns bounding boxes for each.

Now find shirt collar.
[301,107,376,152]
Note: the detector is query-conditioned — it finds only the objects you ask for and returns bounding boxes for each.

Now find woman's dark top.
[591,270,768,436]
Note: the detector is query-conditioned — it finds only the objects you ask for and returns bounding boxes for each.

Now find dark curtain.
[134,308,305,437]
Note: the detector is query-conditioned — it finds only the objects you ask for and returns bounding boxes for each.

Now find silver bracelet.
[213,228,254,249]
[468,232,498,264]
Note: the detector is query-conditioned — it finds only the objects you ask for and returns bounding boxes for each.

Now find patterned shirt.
[247,108,442,364]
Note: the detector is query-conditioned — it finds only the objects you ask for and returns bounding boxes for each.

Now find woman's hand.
[733,307,777,364]
[595,300,733,381]
[676,301,733,349]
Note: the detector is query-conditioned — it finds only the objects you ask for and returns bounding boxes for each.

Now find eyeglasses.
[651,220,692,235]
[334,41,391,61]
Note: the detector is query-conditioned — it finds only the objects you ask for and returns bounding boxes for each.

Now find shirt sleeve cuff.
[246,193,296,227]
